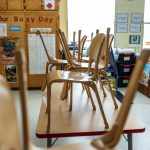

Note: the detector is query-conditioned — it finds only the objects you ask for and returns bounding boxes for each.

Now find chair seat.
[47,70,93,84]
[79,62,105,69]
[52,58,68,65]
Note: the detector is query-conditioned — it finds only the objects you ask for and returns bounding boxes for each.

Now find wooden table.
[36,83,145,150]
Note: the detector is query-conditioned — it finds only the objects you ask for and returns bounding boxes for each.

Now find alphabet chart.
[28,34,56,74]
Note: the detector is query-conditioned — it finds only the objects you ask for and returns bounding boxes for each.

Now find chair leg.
[69,82,73,111]
[46,84,51,133]
[85,85,96,111]
[84,84,90,97]
[60,82,69,100]
[82,83,85,90]
[98,75,107,97]
[89,82,109,129]
[41,62,50,91]
[102,71,118,109]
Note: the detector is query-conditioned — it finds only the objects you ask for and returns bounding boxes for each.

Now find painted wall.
[115,0,145,53]
[59,0,68,39]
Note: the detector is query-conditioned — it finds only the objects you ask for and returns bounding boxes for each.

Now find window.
[67,0,115,47]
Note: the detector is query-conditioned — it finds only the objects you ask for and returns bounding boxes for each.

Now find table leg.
[47,138,52,147]
[127,133,132,150]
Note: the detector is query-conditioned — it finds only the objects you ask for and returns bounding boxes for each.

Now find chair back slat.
[88,33,105,76]
[15,48,30,150]
[91,32,94,42]
[73,31,76,57]
[56,29,72,64]
[79,35,87,62]
[78,30,82,62]
[96,29,99,35]
[99,28,114,70]
[57,29,77,67]
[0,76,20,150]
[36,30,53,62]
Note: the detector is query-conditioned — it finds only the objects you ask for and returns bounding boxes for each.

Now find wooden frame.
[0,0,7,10]
[7,0,24,10]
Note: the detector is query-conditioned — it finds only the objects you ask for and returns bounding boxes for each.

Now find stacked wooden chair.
[46,32,109,129]
[0,48,149,150]
[57,28,118,110]
[37,29,87,91]
[36,30,68,71]
[36,30,68,90]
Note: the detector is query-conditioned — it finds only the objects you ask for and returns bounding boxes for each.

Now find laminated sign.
[44,0,55,10]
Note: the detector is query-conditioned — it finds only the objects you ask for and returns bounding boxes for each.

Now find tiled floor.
[12,87,150,150]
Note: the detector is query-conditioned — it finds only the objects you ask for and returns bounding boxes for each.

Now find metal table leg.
[127,133,133,150]
[47,138,52,147]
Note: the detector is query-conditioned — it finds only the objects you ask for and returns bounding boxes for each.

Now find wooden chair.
[69,31,87,63]
[92,49,150,148]
[57,28,118,110]
[36,30,68,90]
[57,30,96,107]
[96,30,118,109]
[0,49,149,150]
[61,29,87,64]
[46,32,110,130]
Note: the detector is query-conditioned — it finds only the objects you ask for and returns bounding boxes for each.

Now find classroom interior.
[0,0,150,150]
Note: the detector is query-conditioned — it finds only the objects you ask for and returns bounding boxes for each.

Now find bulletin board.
[0,12,26,88]
[25,11,59,88]
[0,9,60,88]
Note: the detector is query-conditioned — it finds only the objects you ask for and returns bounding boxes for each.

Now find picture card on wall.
[44,0,55,10]
[116,23,128,33]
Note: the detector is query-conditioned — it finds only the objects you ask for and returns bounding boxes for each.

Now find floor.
[12,87,150,150]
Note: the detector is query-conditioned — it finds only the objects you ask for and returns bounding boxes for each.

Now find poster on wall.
[0,37,19,65]
[129,35,140,44]
[44,0,55,10]
[0,23,7,36]
[130,23,141,33]
[131,13,143,23]
[116,13,128,23]
[116,23,128,33]
[28,33,56,74]
[0,37,19,83]
[5,65,17,83]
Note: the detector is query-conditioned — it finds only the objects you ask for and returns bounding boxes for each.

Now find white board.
[28,34,56,74]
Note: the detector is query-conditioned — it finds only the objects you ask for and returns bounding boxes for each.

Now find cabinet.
[0,0,59,11]
[112,52,136,87]
[0,0,7,10]
[26,0,42,10]
[8,0,24,10]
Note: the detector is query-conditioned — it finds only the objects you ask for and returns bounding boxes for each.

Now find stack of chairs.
[0,47,149,150]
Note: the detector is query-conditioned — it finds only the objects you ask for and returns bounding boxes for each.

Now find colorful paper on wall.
[0,23,7,36]
[0,37,19,65]
[44,0,55,10]
[5,65,17,83]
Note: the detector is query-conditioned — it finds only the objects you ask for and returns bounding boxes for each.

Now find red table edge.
[36,127,145,138]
